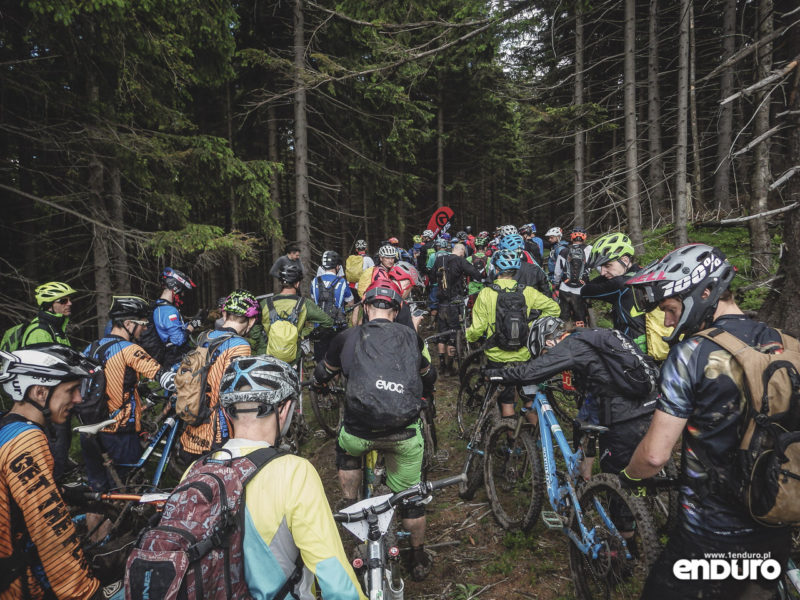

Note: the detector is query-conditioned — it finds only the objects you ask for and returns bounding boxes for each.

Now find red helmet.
[389,261,420,289]
[388,237,399,246]
[363,277,403,310]
[570,227,588,242]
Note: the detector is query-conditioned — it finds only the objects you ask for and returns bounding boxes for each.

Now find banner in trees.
[427,206,454,238]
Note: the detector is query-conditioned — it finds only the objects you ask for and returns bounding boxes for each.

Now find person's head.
[388,237,399,247]
[434,237,450,251]
[518,223,533,238]
[498,234,525,255]
[527,316,566,357]
[465,226,473,235]
[421,229,434,242]
[278,264,303,291]
[389,262,420,299]
[1,344,96,426]
[161,267,196,307]
[492,249,521,277]
[413,235,422,245]
[220,355,300,445]
[286,245,301,261]
[589,232,635,278]
[35,281,77,317]
[455,231,468,242]
[355,239,368,253]
[570,227,588,245]
[626,244,735,344]
[221,289,260,335]
[108,295,151,341]
[363,277,402,321]
[474,234,488,249]
[378,244,398,269]
[452,243,466,257]
[321,250,342,272]
[545,226,563,244]
[499,224,517,238]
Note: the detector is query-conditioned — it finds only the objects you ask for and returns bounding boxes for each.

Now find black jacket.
[514,261,552,298]
[431,253,483,302]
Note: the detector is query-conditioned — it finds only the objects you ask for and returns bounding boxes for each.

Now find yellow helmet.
[34,281,77,307]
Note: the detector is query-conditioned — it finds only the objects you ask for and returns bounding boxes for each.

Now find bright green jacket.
[466,277,560,363]
[22,311,71,347]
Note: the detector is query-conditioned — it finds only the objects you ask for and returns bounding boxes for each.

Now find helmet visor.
[631,286,660,314]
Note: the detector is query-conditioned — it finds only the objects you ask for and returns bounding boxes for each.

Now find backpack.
[471,253,487,276]
[645,308,672,362]
[124,447,303,600]
[694,327,800,526]
[490,283,529,352]
[0,323,27,353]
[174,331,235,425]
[137,304,167,366]
[75,339,122,424]
[563,244,588,288]
[315,276,346,325]
[573,328,659,399]
[345,255,363,283]
[436,254,450,292]
[345,321,423,432]
[265,297,304,364]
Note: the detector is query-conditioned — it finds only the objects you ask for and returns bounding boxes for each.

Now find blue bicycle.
[483,381,660,599]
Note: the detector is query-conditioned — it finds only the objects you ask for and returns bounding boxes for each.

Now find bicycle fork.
[353,513,404,600]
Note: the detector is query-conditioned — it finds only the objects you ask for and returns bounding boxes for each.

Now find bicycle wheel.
[545,382,581,424]
[310,387,344,437]
[569,473,660,600]
[421,410,437,479]
[458,412,496,500]
[71,501,142,584]
[484,419,544,532]
[457,365,488,438]
[646,457,679,538]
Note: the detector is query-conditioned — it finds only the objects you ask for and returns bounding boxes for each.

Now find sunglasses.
[54,297,72,304]
[129,319,150,326]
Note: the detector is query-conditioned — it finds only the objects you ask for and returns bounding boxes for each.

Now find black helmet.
[108,296,150,321]
[527,317,565,357]
[321,251,342,270]
[278,264,303,285]
[456,231,468,241]
[465,226,473,234]
[161,267,196,295]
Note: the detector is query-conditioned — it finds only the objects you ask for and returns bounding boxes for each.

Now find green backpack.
[0,323,28,353]
[265,297,304,363]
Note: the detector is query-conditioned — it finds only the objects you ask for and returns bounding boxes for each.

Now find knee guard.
[335,440,361,471]
[399,501,426,520]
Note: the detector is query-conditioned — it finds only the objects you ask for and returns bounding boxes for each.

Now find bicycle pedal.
[541,511,567,529]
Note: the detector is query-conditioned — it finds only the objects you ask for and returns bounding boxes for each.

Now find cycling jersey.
[204,439,365,600]
[21,312,70,347]
[179,329,251,457]
[465,279,560,363]
[580,263,646,347]
[315,265,345,278]
[152,299,189,348]
[0,414,99,600]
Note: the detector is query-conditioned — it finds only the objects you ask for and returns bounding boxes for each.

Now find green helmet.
[35,282,77,307]
[589,233,635,268]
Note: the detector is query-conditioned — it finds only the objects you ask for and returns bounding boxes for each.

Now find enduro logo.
[376,379,404,394]
[673,553,781,581]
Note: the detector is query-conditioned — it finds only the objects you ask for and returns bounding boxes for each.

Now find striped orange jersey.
[0,415,99,600]
[83,337,162,434]
[179,330,251,456]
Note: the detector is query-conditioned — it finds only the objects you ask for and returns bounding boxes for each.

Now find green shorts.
[337,420,423,492]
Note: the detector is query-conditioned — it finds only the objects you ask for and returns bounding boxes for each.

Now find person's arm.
[553,252,565,286]
[486,339,576,384]
[580,274,623,298]
[624,410,686,478]
[313,329,346,383]
[525,287,560,319]
[4,428,100,599]
[155,305,189,346]
[466,288,490,343]
[269,256,286,278]
[125,344,174,392]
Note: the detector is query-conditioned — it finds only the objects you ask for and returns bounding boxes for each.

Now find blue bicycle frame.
[117,414,181,491]
[523,383,634,562]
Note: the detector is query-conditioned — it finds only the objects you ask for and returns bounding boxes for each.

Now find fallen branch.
[732,125,783,157]
[721,57,799,105]
[770,166,800,191]
[695,202,799,227]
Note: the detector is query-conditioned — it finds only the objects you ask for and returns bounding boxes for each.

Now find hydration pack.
[315,276,346,325]
[563,244,588,288]
[471,253,487,276]
[137,303,167,366]
[125,447,302,600]
[345,255,363,283]
[0,323,27,353]
[490,283,529,352]
[264,297,304,364]
[174,331,235,425]
[76,339,121,424]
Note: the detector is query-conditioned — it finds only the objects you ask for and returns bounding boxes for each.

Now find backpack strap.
[694,328,752,357]
[287,298,304,326]
[266,297,280,324]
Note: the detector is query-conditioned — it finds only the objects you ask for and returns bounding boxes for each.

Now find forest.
[1,0,799,341]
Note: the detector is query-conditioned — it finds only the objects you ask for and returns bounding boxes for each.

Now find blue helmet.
[219,355,299,412]
[492,249,521,273]
[440,232,451,242]
[499,234,525,252]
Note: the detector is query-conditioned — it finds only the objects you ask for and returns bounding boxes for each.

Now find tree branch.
[721,56,799,105]
[695,202,799,227]
[770,166,800,191]
[732,124,783,157]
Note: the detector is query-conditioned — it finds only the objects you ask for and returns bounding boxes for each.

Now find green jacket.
[22,311,71,347]
[466,278,559,363]
[259,294,333,353]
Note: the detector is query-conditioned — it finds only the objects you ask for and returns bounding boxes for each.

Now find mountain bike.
[458,381,500,500]
[309,375,345,437]
[335,474,465,600]
[484,381,660,599]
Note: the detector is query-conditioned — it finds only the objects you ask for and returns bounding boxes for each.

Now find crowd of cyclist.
[0,217,794,600]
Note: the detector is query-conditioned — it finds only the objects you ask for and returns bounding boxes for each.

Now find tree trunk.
[437,93,445,208]
[647,0,665,217]
[624,0,644,252]
[226,83,240,290]
[268,104,283,294]
[109,167,130,294]
[758,29,800,330]
[89,156,111,335]
[689,2,703,212]
[674,0,691,245]
[293,0,311,291]
[748,0,774,279]
[713,0,736,213]
[574,5,586,229]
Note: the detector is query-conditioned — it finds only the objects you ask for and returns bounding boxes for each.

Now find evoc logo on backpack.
[376,379,404,393]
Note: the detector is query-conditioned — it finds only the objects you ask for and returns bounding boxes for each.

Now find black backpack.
[436,254,450,292]
[573,328,659,398]
[315,276,346,325]
[563,244,588,288]
[490,283,529,351]
[137,303,167,366]
[471,254,487,276]
[345,321,423,432]
[76,339,122,424]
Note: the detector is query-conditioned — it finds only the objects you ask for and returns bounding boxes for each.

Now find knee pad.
[335,441,361,471]
[399,501,425,520]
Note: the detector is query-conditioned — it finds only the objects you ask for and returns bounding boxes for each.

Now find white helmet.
[499,224,518,238]
[545,227,563,239]
[422,229,434,239]
[0,345,96,403]
[378,245,398,259]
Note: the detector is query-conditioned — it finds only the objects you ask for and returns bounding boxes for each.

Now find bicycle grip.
[428,473,467,492]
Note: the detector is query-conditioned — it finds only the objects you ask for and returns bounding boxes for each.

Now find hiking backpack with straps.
[174,330,236,426]
[0,323,28,353]
[315,276,346,325]
[125,447,303,600]
[563,244,588,288]
[490,283,529,352]
[75,339,121,424]
[694,327,800,526]
[345,255,363,283]
[265,297,304,364]
[137,303,167,366]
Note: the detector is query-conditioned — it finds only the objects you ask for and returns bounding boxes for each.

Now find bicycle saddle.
[573,419,608,435]
[73,418,116,435]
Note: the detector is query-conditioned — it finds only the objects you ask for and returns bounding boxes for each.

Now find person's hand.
[159,370,176,393]
[411,313,424,330]
[552,289,560,299]
[60,481,93,506]
[619,468,651,497]
[311,378,329,395]
[186,318,202,331]
[481,367,506,382]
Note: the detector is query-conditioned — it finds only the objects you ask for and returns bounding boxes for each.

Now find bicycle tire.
[70,501,141,584]
[421,410,437,480]
[484,419,544,532]
[544,383,581,424]
[569,473,660,600]
[457,369,488,438]
[310,387,344,438]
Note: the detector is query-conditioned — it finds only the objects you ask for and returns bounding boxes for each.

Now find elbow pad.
[313,360,336,383]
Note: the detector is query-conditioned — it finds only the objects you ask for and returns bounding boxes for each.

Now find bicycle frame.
[117,413,181,491]
[523,384,634,562]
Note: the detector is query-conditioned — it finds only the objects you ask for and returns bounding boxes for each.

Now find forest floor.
[302,365,577,600]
